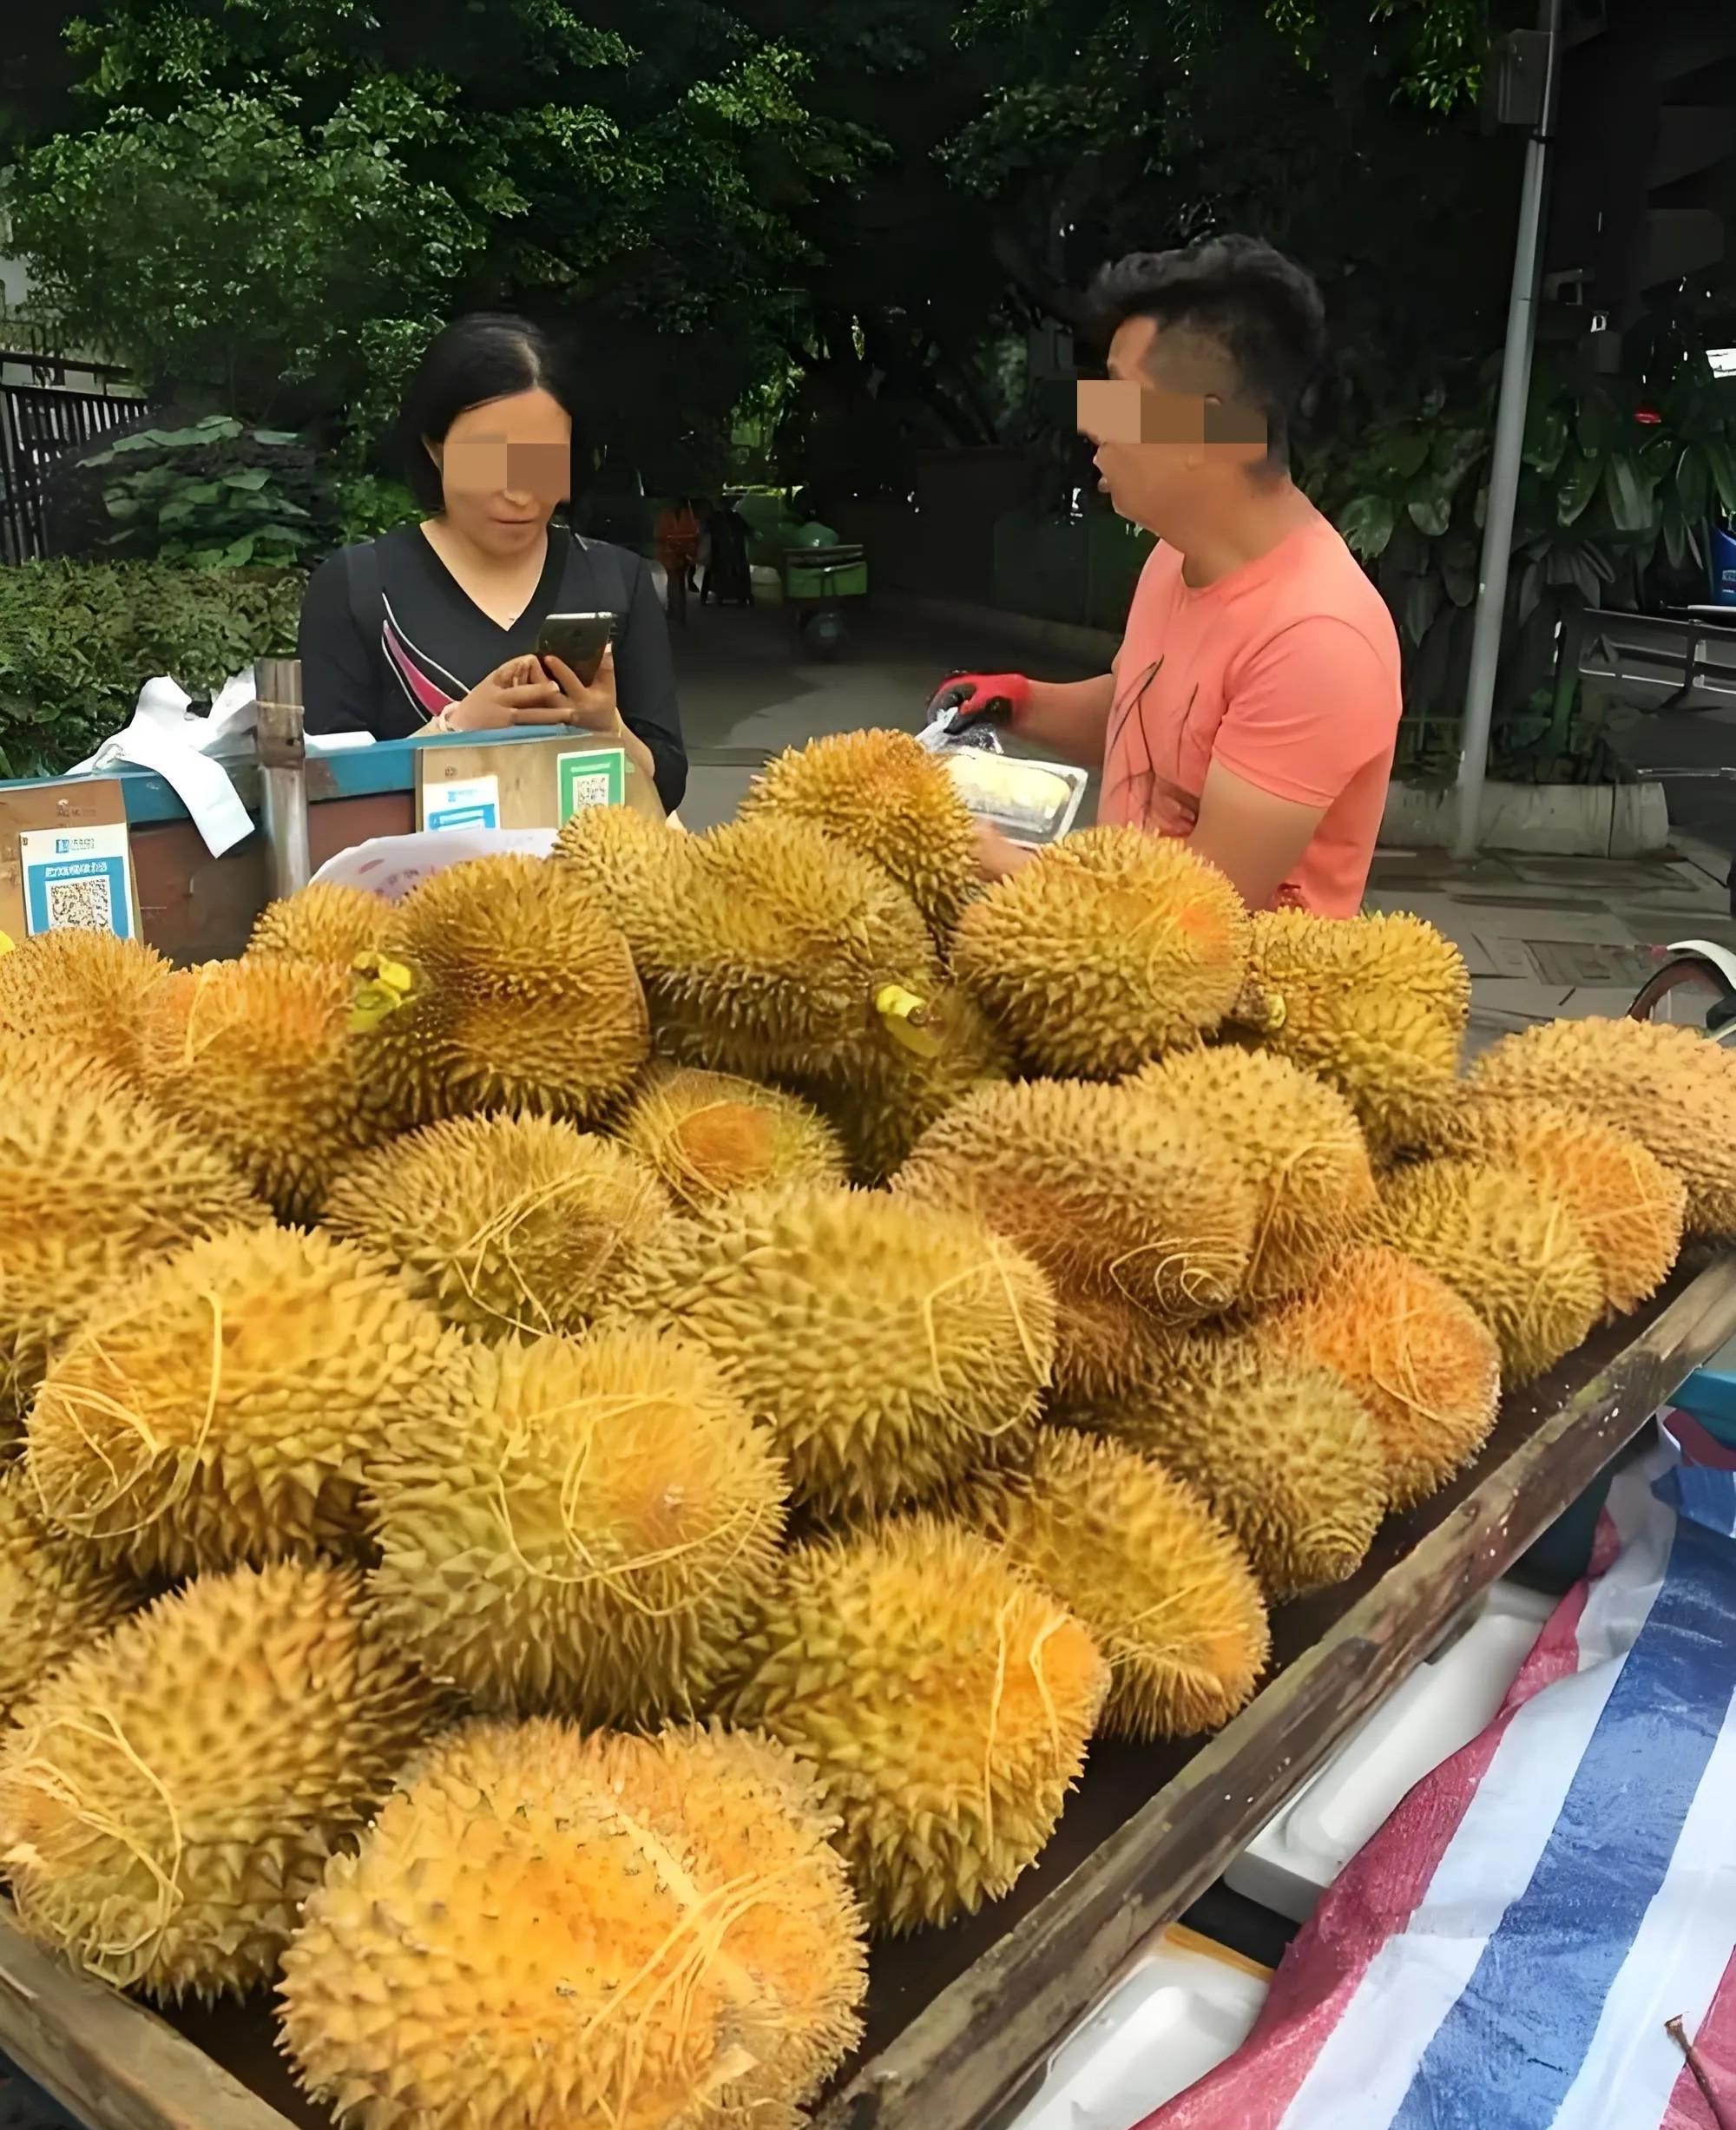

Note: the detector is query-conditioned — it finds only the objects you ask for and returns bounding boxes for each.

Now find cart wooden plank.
[0,1904,294,2130]
[814,1249,1736,2130]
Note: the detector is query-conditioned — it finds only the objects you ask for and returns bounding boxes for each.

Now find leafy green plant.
[0,561,305,780]
[1308,346,1736,783]
[74,414,332,568]
[332,472,420,548]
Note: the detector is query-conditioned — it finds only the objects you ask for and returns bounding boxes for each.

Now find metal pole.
[255,658,311,899]
[1451,0,1562,860]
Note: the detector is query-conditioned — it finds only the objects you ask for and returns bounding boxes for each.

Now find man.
[937,236,1401,917]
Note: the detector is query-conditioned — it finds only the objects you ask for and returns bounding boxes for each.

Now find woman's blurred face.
[429,388,571,559]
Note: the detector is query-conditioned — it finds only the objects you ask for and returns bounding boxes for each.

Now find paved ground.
[672,597,1733,1039]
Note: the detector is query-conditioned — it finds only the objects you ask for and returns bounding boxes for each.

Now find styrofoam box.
[1000,1924,1271,2130]
[1224,1577,1555,1923]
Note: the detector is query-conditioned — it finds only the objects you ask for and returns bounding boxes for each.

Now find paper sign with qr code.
[18,823,135,940]
[556,746,628,824]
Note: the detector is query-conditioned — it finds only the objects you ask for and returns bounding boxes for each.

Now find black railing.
[0,357,148,563]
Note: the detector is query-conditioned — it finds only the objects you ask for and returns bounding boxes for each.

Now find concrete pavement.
[669,598,1734,1038]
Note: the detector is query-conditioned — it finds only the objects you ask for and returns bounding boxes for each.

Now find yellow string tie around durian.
[349,951,415,1033]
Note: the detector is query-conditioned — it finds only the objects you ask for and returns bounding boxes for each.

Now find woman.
[299,314,686,814]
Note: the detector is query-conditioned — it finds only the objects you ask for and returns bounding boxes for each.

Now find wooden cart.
[5,1254,1736,2130]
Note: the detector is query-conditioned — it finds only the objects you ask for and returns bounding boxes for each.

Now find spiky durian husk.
[0,930,168,1083]
[963,1430,1268,1739]
[1079,1324,1387,1600]
[27,1225,457,1579]
[279,1719,867,2130]
[245,882,393,968]
[1378,1158,1603,1384]
[0,1469,144,1722]
[1470,1016,1736,1239]
[740,728,979,944]
[1437,1090,1686,1314]
[1049,1286,1181,1412]
[895,1075,1255,1321]
[614,813,942,1083]
[0,1561,445,2000]
[615,1065,848,1206]
[324,1114,671,1340]
[0,1062,265,1435]
[1132,1047,1378,1305]
[1264,1246,1501,1512]
[134,958,389,1222]
[548,803,694,950]
[1233,911,1470,1158]
[795,984,1013,1185]
[613,1186,1055,1518]
[721,1519,1108,1933]
[358,854,649,1131]
[367,1331,787,1724]
[950,826,1249,1078]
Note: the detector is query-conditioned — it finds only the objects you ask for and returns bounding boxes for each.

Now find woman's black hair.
[398,312,573,513]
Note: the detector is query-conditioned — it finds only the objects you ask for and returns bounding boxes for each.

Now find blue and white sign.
[424,774,501,833]
[18,823,135,940]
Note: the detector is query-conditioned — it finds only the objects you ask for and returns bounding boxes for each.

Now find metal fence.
[0,357,148,563]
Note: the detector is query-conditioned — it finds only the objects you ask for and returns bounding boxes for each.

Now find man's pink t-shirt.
[1101,510,1403,917]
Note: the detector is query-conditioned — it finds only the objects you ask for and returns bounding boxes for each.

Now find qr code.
[44,875,114,930]
[568,772,614,810]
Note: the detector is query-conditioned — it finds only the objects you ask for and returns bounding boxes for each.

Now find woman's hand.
[974,819,1037,884]
[446,656,565,733]
[541,648,625,738]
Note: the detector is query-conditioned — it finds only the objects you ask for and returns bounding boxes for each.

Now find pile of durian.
[3,724,1733,2130]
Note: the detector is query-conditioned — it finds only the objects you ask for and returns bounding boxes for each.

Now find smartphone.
[536,612,617,687]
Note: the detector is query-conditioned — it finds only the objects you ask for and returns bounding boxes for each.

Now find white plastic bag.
[310,827,560,903]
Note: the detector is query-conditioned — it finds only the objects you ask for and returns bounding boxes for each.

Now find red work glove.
[928,671,1030,736]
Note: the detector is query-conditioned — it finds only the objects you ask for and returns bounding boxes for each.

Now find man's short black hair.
[1090,236,1326,468]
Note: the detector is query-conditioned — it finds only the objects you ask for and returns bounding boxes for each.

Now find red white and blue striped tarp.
[1140,1430,1736,2130]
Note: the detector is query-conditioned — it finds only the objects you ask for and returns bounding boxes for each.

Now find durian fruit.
[796,983,1013,1185]
[615,1064,849,1206]
[722,1518,1108,1932]
[1049,1285,1180,1413]
[246,882,392,968]
[895,1076,1254,1322]
[1471,1016,1736,1238]
[367,1329,787,1723]
[1438,1091,1686,1314]
[358,854,649,1130]
[0,929,168,1082]
[549,803,695,950]
[962,1430,1269,1740]
[135,958,388,1221]
[0,1063,265,1434]
[1082,1325,1387,1600]
[28,1225,457,1579]
[279,1719,867,2130]
[614,1186,1055,1518]
[324,1114,671,1340]
[0,1561,445,1999]
[1132,1048,1378,1305]
[950,826,1249,1078]
[604,812,942,1084]
[0,1468,143,1722]
[1264,1246,1501,1511]
[1232,911,1470,1158]
[741,727,979,943]
[1378,1158,1603,1384]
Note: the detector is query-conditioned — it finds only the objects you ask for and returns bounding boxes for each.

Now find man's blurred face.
[1077,316,1267,533]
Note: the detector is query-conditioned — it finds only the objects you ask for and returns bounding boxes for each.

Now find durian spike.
[1470,1014,1736,1238]
[246,882,392,968]
[1263,1244,1501,1512]
[0,1468,145,1723]
[615,1064,849,1206]
[0,1561,447,2001]
[720,1517,1108,1933]
[950,825,1250,1078]
[279,1718,867,2130]
[0,930,169,1084]
[963,1429,1270,1740]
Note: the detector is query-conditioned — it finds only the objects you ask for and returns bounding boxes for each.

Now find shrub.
[0,561,306,780]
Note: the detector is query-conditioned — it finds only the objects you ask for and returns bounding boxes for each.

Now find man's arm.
[1200,616,1398,906]
[1019,674,1117,767]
